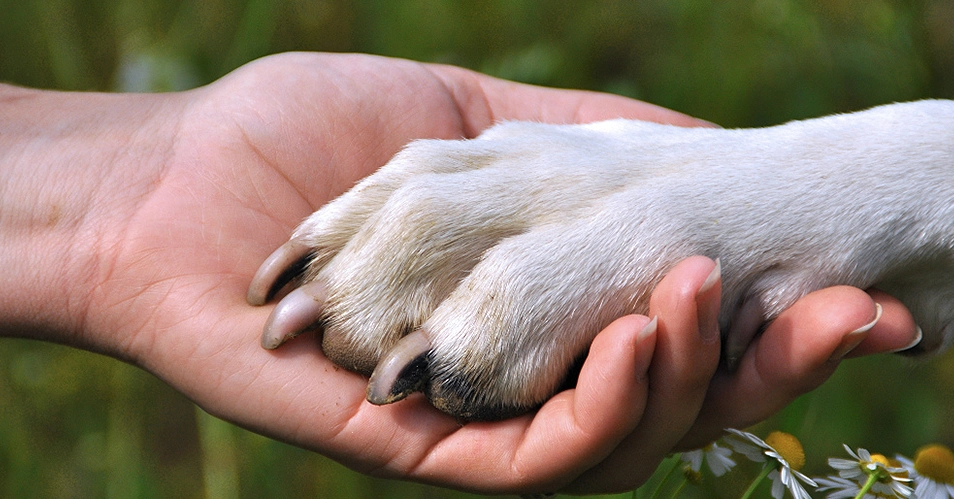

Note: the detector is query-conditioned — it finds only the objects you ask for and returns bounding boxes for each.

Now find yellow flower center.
[915,444,954,485]
[764,431,806,471]
[870,454,890,467]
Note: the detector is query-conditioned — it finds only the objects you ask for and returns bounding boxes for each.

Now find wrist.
[0,84,180,351]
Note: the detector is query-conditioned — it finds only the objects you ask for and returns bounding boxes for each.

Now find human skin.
[0,52,920,495]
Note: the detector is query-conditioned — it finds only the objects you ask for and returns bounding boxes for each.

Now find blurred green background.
[1,0,953,498]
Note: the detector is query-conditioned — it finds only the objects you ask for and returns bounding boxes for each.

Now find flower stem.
[740,464,773,499]
[854,473,878,499]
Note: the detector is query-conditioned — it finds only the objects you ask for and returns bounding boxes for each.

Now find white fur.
[288,100,954,416]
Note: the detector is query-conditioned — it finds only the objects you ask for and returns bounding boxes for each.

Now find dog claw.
[367,329,431,405]
[261,281,327,349]
[247,240,312,306]
[724,297,765,371]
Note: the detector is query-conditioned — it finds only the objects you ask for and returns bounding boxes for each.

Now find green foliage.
[1,1,953,497]
[2,0,952,122]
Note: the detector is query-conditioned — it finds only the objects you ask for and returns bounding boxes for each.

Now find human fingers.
[678,285,919,448]
[848,288,920,356]
[401,314,657,494]
[564,256,722,493]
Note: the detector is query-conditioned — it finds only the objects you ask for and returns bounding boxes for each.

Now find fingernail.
[829,303,882,361]
[638,316,658,343]
[696,259,722,343]
[890,325,923,353]
[632,316,658,384]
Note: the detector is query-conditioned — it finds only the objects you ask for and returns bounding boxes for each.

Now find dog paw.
[249,101,954,419]
[249,120,711,418]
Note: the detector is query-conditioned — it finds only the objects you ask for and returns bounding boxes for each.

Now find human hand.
[0,52,920,494]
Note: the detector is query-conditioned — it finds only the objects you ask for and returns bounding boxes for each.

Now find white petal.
[707,450,737,477]
[681,449,704,472]
[793,468,818,487]
[768,469,785,499]
[828,458,859,471]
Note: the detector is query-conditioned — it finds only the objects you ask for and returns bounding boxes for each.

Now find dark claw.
[247,240,312,306]
[367,329,432,405]
[723,297,765,371]
[260,281,327,349]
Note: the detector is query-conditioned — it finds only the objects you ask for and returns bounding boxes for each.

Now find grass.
[1,1,953,497]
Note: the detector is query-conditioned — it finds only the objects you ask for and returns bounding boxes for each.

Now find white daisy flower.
[680,441,737,477]
[909,444,954,499]
[725,428,817,499]
[823,444,912,498]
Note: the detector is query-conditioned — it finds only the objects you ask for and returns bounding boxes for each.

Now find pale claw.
[260,281,327,349]
[367,329,432,405]
[247,240,312,306]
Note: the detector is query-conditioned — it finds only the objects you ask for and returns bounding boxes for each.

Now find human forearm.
[0,84,179,352]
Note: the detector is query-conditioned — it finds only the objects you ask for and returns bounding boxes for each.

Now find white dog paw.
[249,100,954,420]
